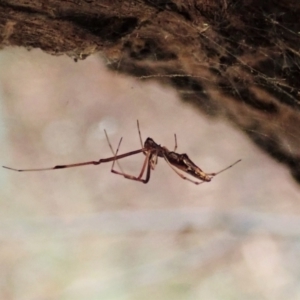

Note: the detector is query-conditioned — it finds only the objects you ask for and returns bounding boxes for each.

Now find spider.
[3,121,241,184]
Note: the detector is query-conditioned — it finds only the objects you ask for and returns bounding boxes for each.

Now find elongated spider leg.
[137,120,149,157]
[137,120,144,149]
[205,159,242,177]
[2,149,145,172]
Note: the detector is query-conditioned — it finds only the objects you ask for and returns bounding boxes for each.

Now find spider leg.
[137,120,144,149]
[2,148,144,172]
[205,159,242,176]
[110,143,152,184]
[104,129,125,173]
[173,134,177,152]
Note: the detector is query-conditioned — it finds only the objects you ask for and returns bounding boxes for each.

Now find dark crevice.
[254,76,300,110]
[145,0,192,21]
[64,14,138,42]
[218,79,278,114]
[234,88,278,114]
[246,126,300,184]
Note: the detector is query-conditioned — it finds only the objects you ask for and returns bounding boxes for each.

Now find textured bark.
[1,0,300,183]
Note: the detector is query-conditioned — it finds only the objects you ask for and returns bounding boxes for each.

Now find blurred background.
[0,47,300,300]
